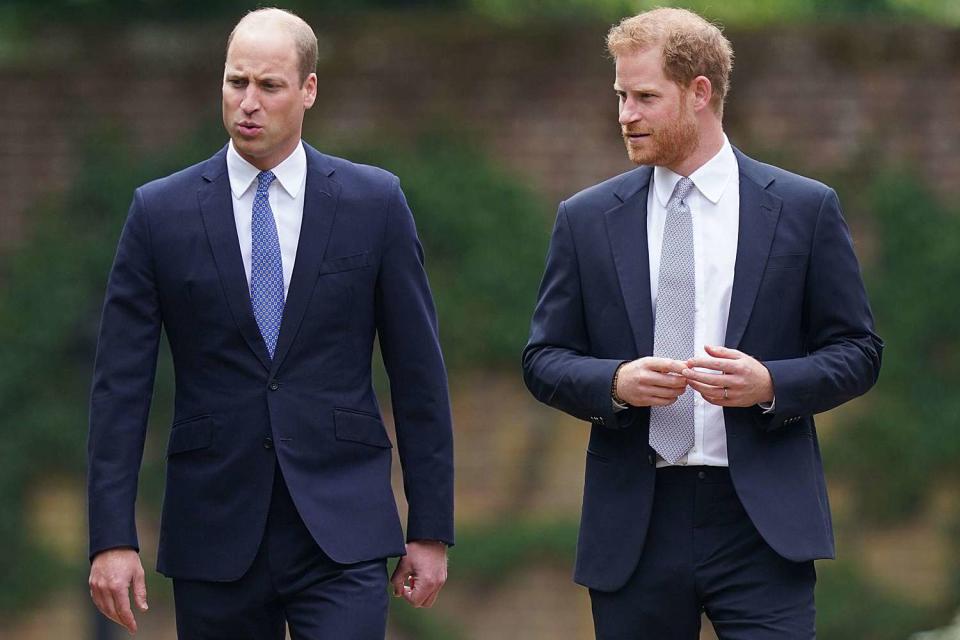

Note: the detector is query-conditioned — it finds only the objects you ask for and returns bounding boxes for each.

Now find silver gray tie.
[649,177,696,464]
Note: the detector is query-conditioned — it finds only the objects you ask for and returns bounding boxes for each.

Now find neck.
[236,136,302,172]
[667,121,725,177]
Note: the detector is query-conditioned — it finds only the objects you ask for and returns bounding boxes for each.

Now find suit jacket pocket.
[318,252,372,276]
[167,416,215,456]
[334,408,393,448]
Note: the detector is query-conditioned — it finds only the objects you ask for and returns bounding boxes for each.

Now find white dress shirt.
[226,140,307,300]
[648,136,740,467]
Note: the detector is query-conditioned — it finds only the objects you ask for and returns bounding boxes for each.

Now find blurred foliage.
[817,562,931,638]
[448,518,578,583]
[823,166,960,524]
[389,518,579,640]
[1,0,459,26]
[0,127,221,611]
[389,589,465,640]
[335,132,550,370]
[470,0,960,24]
[2,0,958,27]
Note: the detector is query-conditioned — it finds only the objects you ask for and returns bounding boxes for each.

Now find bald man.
[87,9,454,638]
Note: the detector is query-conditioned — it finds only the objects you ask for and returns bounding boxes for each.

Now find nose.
[619,97,640,126]
[240,86,260,114]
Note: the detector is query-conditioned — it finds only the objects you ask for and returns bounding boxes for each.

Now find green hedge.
[334,132,550,370]
[823,169,960,525]
[4,0,957,26]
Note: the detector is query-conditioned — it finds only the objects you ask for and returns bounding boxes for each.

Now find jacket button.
[268,381,280,391]
[647,454,655,466]
[263,437,274,450]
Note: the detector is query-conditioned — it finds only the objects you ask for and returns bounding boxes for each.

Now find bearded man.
[523,8,882,638]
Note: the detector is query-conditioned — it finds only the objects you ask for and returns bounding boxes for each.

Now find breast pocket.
[318,252,372,276]
[301,252,374,339]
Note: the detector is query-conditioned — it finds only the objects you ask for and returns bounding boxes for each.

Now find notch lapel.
[605,166,654,356]
[724,163,782,349]
[269,152,341,375]
[197,151,272,371]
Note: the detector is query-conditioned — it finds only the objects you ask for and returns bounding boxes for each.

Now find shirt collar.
[226,140,307,199]
[652,134,736,207]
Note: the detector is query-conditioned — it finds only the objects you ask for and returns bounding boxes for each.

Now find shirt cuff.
[758,396,776,413]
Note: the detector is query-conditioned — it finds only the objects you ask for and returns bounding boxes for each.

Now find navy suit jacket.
[88,143,454,581]
[522,148,882,592]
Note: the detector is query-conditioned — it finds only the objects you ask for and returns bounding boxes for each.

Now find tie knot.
[672,177,695,204]
[257,171,276,192]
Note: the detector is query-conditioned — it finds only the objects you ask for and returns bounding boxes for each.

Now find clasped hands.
[615,345,774,408]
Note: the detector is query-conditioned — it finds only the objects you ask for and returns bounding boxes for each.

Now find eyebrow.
[613,85,658,94]
[225,72,288,85]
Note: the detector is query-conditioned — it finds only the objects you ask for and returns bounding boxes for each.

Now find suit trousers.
[590,466,816,640]
[172,464,389,640]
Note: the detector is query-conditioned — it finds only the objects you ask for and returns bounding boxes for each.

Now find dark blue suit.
[523,149,882,636]
[88,144,454,625]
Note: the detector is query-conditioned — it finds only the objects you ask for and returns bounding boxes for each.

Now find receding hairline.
[226,8,318,84]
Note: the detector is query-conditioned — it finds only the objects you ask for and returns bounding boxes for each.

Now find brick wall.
[2,15,958,252]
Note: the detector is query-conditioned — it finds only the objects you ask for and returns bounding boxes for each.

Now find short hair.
[606,8,733,116]
[226,7,318,86]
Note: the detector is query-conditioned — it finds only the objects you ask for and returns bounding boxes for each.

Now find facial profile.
[615,46,700,170]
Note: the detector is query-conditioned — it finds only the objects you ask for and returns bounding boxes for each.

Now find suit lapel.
[270,148,341,375]
[606,166,654,356]
[197,149,272,371]
[724,152,783,349]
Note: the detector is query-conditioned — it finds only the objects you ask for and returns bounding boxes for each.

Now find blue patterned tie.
[250,170,285,359]
[649,177,697,464]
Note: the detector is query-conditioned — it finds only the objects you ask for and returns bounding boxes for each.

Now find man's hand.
[615,357,689,407]
[683,345,774,407]
[88,548,148,634]
[390,540,447,608]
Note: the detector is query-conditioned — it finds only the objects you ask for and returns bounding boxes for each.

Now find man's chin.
[625,147,652,166]
[232,137,260,154]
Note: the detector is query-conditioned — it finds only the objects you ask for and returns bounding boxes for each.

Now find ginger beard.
[622,89,700,168]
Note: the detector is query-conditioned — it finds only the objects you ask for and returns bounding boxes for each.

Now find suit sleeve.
[522,203,635,429]
[375,178,455,546]
[760,188,883,430]
[87,188,162,559]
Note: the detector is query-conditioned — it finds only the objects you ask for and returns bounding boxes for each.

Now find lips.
[236,122,263,137]
[623,131,650,144]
